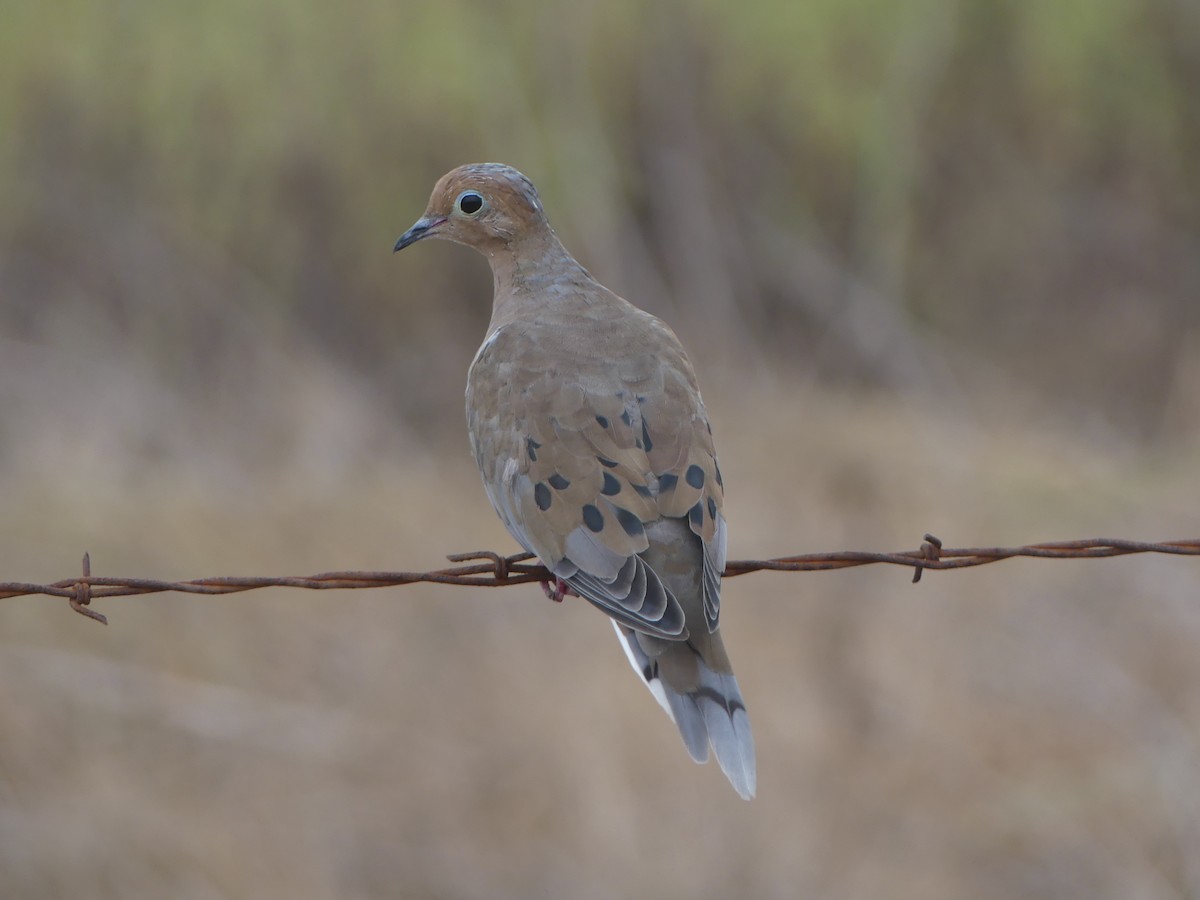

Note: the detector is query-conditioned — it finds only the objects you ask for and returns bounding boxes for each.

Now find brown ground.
[3,360,1198,899]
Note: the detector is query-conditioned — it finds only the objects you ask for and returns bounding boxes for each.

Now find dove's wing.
[466,309,726,640]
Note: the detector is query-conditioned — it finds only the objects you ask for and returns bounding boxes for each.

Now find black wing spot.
[526,437,541,462]
[685,464,705,489]
[714,463,724,488]
[707,496,717,519]
[615,507,644,537]
[598,457,619,468]
[633,483,654,498]
[620,409,633,427]
[688,502,704,530]
[601,472,621,496]
[534,483,552,511]
[582,504,604,532]
[658,473,678,493]
[548,473,570,490]
[595,415,609,429]
[642,661,658,683]
[641,418,654,453]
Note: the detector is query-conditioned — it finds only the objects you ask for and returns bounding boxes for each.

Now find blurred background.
[2,0,1200,896]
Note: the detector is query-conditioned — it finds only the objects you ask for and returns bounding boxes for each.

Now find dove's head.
[394,163,549,255]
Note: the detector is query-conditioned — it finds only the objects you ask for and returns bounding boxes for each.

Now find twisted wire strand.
[3,536,1198,626]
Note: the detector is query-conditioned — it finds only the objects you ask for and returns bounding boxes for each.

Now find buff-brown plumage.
[394,163,755,799]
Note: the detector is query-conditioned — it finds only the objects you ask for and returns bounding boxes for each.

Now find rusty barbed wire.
[2,536,1198,626]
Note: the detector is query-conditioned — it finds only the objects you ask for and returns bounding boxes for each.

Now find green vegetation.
[3,4,1200,897]
[2,0,1197,439]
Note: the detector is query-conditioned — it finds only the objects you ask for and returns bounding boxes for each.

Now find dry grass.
[2,1,1197,893]
[2,364,1198,899]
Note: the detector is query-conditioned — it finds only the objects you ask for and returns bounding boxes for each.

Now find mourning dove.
[394,163,756,799]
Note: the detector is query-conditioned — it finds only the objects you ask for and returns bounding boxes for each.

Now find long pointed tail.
[614,622,757,800]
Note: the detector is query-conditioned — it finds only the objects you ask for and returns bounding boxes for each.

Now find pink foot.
[541,577,572,603]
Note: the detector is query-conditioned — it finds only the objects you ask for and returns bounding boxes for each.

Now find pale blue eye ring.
[457,191,484,215]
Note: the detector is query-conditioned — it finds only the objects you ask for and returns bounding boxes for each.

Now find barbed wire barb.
[1,536,1197,626]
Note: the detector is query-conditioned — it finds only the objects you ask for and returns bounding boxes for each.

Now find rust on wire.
[1,537,1198,626]
[69,552,107,625]
[911,533,943,584]
[445,549,535,580]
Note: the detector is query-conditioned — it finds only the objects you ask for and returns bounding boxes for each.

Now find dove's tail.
[613,622,757,800]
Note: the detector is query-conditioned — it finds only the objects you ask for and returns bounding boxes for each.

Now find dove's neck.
[483,228,597,332]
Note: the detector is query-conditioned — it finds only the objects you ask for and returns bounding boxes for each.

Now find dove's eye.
[458,191,484,215]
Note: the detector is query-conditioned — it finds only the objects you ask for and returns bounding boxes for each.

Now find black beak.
[393,216,444,252]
